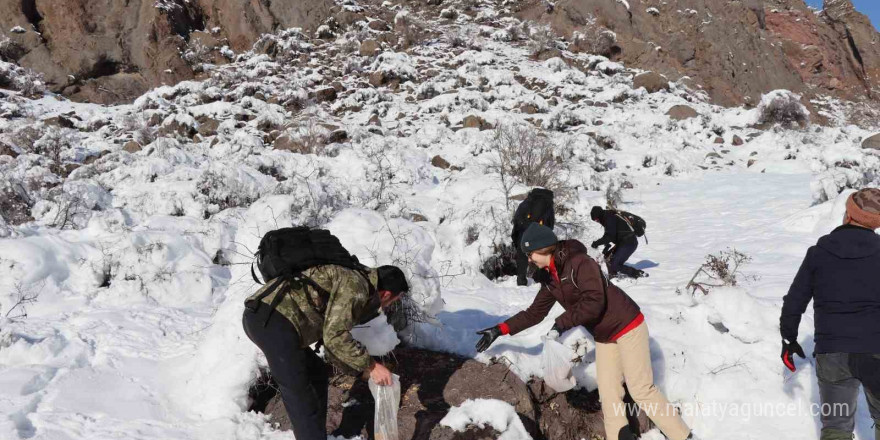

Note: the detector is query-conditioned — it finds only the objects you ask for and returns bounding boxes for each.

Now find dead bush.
[527,24,561,56]
[757,90,809,127]
[197,170,260,213]
[488,124,572,206]
[479,242,518,281]
[182,38,213,73]
[33,127,77,175]
[395,11,430,49]
[687,248,756,295]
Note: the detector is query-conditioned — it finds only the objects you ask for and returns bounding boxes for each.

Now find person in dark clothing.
[476,223,693,440]
[590,206,642,279]
[243,265,410,440]
[511,188,555,286]
[780,188,880,440]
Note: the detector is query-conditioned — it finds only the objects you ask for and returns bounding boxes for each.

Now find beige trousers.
[596,322,690,440]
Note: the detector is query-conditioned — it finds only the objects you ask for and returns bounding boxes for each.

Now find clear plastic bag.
[542,338,576,393]
[368,374,401,440]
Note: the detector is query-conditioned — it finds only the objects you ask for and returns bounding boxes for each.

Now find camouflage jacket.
[246,265,380,374]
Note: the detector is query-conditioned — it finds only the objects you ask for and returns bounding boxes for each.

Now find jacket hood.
[817,225,880,259]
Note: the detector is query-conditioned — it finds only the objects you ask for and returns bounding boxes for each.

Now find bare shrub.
[197,170,260,213]
[3,280,42,320]
[117,113,158,145]
[687,248,756,295]
[395,11,430,49]
[605,181,623,210]
[0,36,24,62]
[33,127,77,175]
[757,90,809,127]
[282,117,330,156]
[359,141,402,210]
[488,124,571,207]
[570,15,619,58]
[527,24,561,56]
[182,38,213,73]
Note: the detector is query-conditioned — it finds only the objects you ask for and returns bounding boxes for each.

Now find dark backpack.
[614,210,647,238]
[251,226,367,284]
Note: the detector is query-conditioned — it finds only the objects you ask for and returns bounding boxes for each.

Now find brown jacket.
[504,240,641,343]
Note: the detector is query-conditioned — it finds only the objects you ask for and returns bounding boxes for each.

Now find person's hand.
[781,339,805,372]
[475,326,502,353]
[544,323,562,341]
[590,241,600,249]
[369,361,393,386]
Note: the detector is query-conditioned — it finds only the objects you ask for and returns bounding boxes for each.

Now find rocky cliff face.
[518,0,880,106]
[0,0,331,104]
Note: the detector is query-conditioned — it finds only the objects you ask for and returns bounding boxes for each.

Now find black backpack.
[246,227,371,325]
[250,227,367,284]
[526,188,555,227]
[614,210,647,238]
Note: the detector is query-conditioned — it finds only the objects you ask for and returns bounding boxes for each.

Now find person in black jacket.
[511,189,555,286]
[780,188,880,440]
[590,206,642,279]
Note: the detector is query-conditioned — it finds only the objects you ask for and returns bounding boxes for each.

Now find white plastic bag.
[369,374,401,440]
[542,338,576,393]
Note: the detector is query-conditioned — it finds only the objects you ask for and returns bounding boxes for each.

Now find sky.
[804,0,880,31]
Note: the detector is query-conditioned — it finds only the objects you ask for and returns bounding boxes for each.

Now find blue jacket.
[780,225,880,354]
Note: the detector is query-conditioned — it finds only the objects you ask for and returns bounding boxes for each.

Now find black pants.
[243,306,329,440]
[515,243,529,286]
[607,241,638,277]
[816,353,880,439]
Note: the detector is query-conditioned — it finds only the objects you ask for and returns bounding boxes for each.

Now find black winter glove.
[475,326,502,353]
[781,339,805,372]
[591,240,600,249]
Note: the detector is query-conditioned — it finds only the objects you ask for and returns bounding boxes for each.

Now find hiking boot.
[516,276,528,286]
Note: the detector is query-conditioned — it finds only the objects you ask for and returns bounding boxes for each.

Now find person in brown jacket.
[476,223,693,440]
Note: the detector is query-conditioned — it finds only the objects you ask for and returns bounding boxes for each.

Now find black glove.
[781,339,805,372]
[475,326,502,353]
[602,246,612,257]
[591,240,600,249]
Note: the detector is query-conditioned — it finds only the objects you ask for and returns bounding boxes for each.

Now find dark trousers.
[515,244,529,286]
[607,241,638,277]
[243,306,329,440]
[816,353,880,439]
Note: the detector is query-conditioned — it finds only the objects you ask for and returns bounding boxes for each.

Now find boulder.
[42,115,76,129]
[633,72,670,93]
[0,142,19,158]
[360,39,381,57]
[122,141,142,153]
[463,115,491,130]
[196,116,221,137]
[520,103,540,114]
[369,71,386,87]
[431,155,451,169]
[273,134,306,153]
[862,133,880,150]
[666,105,698,120]
[367,20,389,31]
[326,129,348,144]
[313,87,338,103]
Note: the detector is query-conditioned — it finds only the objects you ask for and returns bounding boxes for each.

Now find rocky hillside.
[520,0,880,107]
[1,0,879,112]
[0,0,332,103]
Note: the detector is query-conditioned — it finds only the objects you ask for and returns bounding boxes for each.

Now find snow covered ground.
[1,0,879,439]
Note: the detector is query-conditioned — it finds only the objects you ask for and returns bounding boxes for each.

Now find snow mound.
[440,399,532,440]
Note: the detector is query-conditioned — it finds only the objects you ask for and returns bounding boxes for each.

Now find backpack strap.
[251,261,263,285]
[614,211,635,232]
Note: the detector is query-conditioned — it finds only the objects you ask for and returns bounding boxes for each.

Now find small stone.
[732,135,744,146]
[714,137,724,144]
[368,114,381,126]
[369,71,385,87]
[748,159,757,167]
[463,115,490,130]
[0,142,18,158]
[42,115,76,129]
[706,152,722,159]
[196,117,220,136]
[520,103,539,114]
[326,129,348,144]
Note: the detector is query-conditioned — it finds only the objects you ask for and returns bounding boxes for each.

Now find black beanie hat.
[377,265,409,295]
[590,206,604,220]
[520,223,558,253]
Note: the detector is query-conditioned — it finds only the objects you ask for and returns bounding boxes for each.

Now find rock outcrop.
[251,347,651,440]
[0,0,332,103]
[516,0,880,106]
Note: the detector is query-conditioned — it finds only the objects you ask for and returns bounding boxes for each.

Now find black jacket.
[511,194,555,243]
[781,225,880,354]
[593,211,637,248]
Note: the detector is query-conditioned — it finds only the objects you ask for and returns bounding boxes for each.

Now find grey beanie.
[520,223,558,253]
